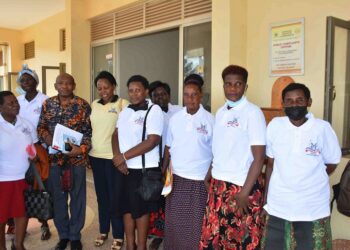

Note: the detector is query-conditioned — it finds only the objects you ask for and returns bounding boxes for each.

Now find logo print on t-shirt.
[108,107,118,114]
[227,117,239,127]
[134,116,144,126]
[305,141,321,156]
[33,106,41,114]
[196,124,208,135]
[22,127,31,135]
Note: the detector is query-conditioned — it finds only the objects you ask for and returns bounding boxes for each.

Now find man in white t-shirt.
[262,83,341,249]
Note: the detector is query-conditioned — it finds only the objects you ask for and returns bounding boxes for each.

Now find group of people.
[0,63,341,250]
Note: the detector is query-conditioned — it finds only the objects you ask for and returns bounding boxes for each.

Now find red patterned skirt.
[0,179,28,223]
[200,177,264,250]
[148,196,165,238]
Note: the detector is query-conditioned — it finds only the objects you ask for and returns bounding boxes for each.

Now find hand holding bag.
[136,105,163,201]
[24,162,54,221]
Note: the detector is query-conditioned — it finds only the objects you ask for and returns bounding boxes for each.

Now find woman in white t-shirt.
[200,65,266,250]
[112,75,164,250]
[163,74,214,250]
[0,91,37,250]
[261,83,341,249]
[89,71,128,249]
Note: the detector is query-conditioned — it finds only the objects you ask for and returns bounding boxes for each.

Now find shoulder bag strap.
[30,162,46,191]
[141,105,154,173]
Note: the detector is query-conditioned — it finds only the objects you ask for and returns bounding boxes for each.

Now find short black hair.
[94,71,117,87]
[282,83,311,101]
[127,75,149,89]
[149,81,171,97]
[184,74,204,91]
[222,65,248,83]
[0,91,14,105]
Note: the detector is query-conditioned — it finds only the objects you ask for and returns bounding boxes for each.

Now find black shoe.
[70,240,82,250]
[55,239,69,250]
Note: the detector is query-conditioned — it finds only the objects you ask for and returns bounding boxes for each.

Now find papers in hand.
[52,124,83,153]
[161,165,173,197]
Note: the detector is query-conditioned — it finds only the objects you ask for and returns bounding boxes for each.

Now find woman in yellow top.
[89,71,128,250]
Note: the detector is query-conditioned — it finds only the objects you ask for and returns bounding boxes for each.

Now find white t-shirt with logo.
[211,98,266,186]
[264,113,341,221]
[117,100,164,169]
[166,105,214,180]
[0,115,38,181]
[17,92,48,128]
[161,103,181,154]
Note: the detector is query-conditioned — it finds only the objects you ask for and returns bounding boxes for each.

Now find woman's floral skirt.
[200,177,264,250]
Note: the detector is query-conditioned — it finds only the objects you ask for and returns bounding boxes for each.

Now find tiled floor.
[5,169,163,250]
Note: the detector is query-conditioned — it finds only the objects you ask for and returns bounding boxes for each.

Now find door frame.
[324,16,350,153]
[42,63,66,94]
[324,16,350,121]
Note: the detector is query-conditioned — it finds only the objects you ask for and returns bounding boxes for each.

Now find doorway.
[324,16,350,154]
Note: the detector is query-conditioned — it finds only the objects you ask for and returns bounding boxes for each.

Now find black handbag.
[24,162,54,221]
[136,105,163,201]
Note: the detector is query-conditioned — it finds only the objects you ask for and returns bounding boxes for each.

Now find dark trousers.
[48,164,86,241]
[90,156,124,239]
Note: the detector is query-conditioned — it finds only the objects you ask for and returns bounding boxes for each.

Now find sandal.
[41,225,51,240]
[111,239,123,250]
[94,234,108,247]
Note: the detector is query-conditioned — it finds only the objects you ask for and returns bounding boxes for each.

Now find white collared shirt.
[161,103,181,154]
[17,92,48,128]
[211,98,266,185]
[264,113,341,221]
[0,115,38,181]
[166,105,214,180]
[117,100,164,169]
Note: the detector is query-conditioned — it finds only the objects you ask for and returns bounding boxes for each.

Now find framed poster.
[270,18,304,76]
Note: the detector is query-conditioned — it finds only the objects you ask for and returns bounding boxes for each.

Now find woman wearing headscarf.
[16,64,50,241]
[0,91,38,250]
[112,75,164,250]
[89,71,128,249]
[163,74,214,250]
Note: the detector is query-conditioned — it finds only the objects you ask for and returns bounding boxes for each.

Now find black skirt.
[112,168,159,219]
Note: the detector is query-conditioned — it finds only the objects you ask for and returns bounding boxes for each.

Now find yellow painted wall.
[68,0,91,101]
[0,28,22,72]
[21,11,69,97]
[245,0,350,118]
[211,0,249,112]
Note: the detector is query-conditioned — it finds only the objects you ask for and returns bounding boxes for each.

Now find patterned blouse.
[37,95,92,167]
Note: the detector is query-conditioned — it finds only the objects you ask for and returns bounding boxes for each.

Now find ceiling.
[0,0,65,30]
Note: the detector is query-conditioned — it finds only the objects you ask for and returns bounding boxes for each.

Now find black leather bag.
[24,162,53,220]
[137,169,163,201]
[136,105,163,202]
